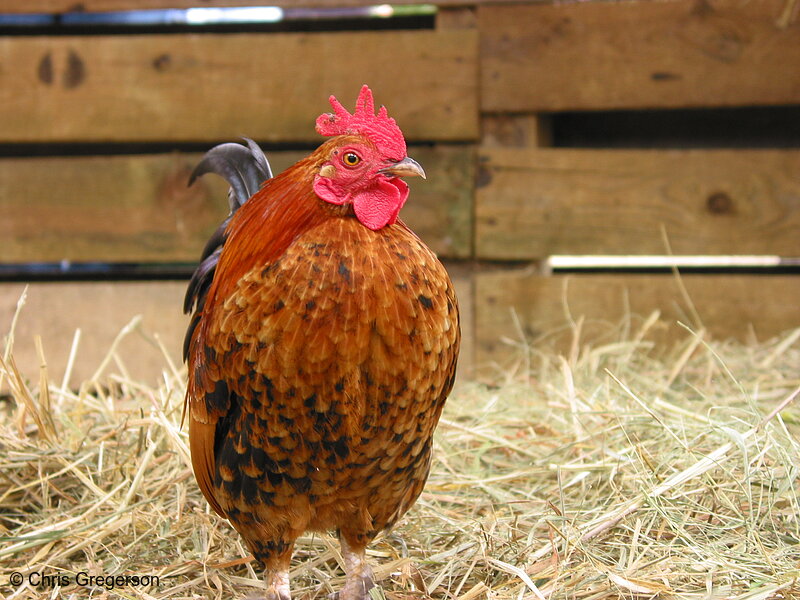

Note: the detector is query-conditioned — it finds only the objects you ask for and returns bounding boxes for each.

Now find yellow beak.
[379,157,426,179]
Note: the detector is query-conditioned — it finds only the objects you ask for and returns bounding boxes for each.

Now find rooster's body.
[184,87,460,600]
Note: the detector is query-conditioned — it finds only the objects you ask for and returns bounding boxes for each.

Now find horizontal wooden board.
[1,145,472,263]
[475,270,800,367]
[402,145,475,259]
[1,152,226,263]
[480,0,800,112]
[0,30,477,143]
[0,266,473,388]
[0,281,192,389]
[475,148,800,259]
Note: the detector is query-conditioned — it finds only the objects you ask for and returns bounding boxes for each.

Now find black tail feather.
[183,139,273,361]
[188,137,272,211]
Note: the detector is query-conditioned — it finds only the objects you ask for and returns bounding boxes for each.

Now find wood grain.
[474,270,800,367]
[480,0,800,112]
[1,146,472,263]
[0,31,478,143]
[1,153,228,263]
[475,148,800,259]
[0,281,189,389]
[404,145,474,259]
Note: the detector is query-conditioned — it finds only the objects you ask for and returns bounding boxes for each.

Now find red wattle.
[353,178,409,231]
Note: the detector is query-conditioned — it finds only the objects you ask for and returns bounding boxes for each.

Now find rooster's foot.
[248,568,290,600]
[330,570,376,600]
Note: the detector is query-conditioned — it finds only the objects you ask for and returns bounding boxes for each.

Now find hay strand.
[1,308,799,599]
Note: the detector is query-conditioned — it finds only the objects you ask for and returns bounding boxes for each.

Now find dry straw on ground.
[1,299,799,600]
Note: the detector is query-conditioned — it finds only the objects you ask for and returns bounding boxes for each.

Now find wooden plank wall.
[1,0,799,385]
[474,0,800,369]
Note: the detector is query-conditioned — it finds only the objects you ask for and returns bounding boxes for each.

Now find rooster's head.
[312,85,425,231]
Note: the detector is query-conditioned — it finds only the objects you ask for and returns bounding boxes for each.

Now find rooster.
[184,85,460,600]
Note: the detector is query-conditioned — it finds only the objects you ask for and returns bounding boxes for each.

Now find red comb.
[315,85,407,160]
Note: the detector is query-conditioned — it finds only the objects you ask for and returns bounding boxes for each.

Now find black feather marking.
[198,221,229,265]
[183,314,201,362]
[241,475,260,504]
[183,247,221,361]
[213,404,236,458]
[206,380,232,414]
[417,294,434,309]
[184,247,221,315]
[289,475,312,493]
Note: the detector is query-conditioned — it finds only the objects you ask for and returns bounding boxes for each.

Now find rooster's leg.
[246,539,294,600]
[245,567,289,600]
[245,566,289,600]
[263,567,290,600]
[338,534,375,600]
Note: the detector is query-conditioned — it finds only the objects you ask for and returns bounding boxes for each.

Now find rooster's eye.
[342,152,361,167]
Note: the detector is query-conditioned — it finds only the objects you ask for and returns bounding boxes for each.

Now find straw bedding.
[1,306,798,600]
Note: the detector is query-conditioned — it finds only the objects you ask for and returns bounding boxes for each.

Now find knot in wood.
[706,191,734,215]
